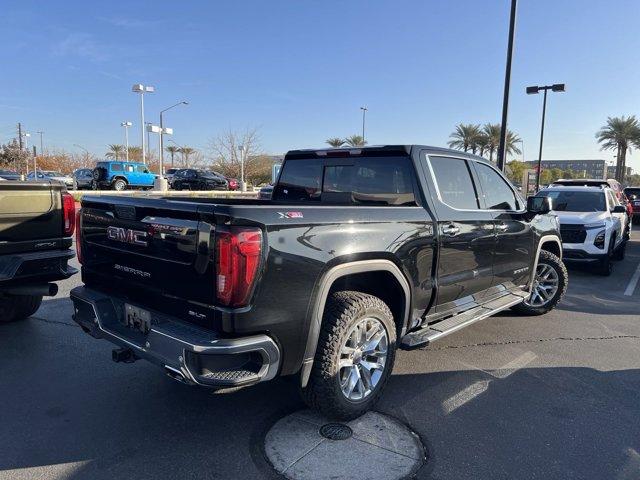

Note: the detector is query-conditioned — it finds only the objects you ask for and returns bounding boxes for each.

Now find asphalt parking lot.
[2,233,640,480]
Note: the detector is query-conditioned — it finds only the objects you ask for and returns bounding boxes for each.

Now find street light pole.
[527,83,565,192]
[497,0,518,172]
[238,145,247,192]
[36,131,44,155]
[121,122,132,161]
[132,84,155,164]
[360,106,368,143]
[159,101,188,175]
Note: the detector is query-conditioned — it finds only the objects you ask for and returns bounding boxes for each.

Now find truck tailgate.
[80,196,216,305]
[0,182,64,254]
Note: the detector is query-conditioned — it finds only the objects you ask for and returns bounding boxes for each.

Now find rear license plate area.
[123,304,151,334]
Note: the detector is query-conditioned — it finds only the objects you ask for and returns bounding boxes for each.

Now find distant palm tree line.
[325,135,367,147]
[105,144,196,166]
[447,123,522,163]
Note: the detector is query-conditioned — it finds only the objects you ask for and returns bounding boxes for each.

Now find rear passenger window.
[322,157,416,205]
[475,162,518,210]
[111,164,123,172]
[273,159,322,201]
[429,157,479,209]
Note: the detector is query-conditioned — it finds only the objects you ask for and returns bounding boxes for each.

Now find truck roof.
[285,145,488,162]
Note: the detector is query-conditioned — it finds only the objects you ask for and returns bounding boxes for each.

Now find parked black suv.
[71,145,566,419]
[170,169,228,190]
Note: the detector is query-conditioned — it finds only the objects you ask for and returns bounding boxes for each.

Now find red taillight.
[62,192,76,236]
[75,208,83,264]
[215,227,263,307]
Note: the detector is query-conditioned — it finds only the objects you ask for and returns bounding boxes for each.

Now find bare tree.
[209,128,272,185]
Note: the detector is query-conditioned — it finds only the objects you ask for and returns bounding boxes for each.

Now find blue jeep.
[92,161,156,191]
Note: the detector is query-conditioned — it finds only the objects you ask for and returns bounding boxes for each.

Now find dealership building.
[524,159,608,179]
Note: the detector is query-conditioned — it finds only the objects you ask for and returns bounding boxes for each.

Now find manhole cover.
[265,410,425,480]
[319,423,352,440]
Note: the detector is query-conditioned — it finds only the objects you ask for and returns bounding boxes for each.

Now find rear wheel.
[512,250,567,316]
[112,178,127,191]
[0,295,43,323]
[301,291,396,420]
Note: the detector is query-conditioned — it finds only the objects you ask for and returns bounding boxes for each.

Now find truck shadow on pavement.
[2,301,640,480]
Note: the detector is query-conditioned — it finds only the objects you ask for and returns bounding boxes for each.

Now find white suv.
[537,185,628,275]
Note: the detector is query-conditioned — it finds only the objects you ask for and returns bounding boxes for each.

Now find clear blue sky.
[1,0,639,171]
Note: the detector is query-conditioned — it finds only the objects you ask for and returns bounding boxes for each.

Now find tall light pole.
[160,101,188,173]
[360,106,368,143]
[238,145,246,192]
[527,83,565,192]
[36,131,44,155]
[145,122,152,158]
[146,124,173,178]
[132,84,155,164]
[121,122,132,161]
[22,133,31,175]
[497,0,518,172]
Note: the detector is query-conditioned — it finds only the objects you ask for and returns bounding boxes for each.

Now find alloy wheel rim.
[339,317,388,401]
[525,262,559,307]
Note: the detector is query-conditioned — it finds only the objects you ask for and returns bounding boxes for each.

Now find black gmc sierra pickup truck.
[71,145,567,419]
[1,181,77,322]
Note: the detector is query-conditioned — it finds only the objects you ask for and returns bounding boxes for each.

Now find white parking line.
[624,261,640,296]
[443,380,490,414]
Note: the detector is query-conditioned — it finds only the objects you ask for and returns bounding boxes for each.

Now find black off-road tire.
[300,291,397,420]
[92,167,107,182]
[512,250,568,316]
[596,236,615,276]
[0,295,43,323]
[613,239,627,261]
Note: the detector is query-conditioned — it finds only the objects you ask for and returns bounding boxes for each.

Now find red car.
[227,178,239,190]
[624,187,640,225]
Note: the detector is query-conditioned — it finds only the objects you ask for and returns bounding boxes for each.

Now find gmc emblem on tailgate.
[107,226,148,247]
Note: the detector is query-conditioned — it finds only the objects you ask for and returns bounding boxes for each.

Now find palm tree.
[127,146,142,162]
[473,132,489,157]
[596,115,640,182]
[448,124,481,152]
[505,130,522,158]
[178,147,196,168]
[344,135,366,147]
[165,145,179,167]
[326,137,345,148]
[482,123,501,163]
[105,144,125,161]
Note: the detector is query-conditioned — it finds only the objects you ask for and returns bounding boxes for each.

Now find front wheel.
[301,291,396,420]
[512,250,568,316]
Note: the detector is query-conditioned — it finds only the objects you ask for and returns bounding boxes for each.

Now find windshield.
[624,188,640,198]
[539,190,607,212]
[199,171,220,179]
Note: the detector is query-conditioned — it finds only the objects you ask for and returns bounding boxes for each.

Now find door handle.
[496,223,509,232]
[442,224,460,236]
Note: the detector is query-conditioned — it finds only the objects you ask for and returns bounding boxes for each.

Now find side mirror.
[612,205,626,214]
[527,196,552,215]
